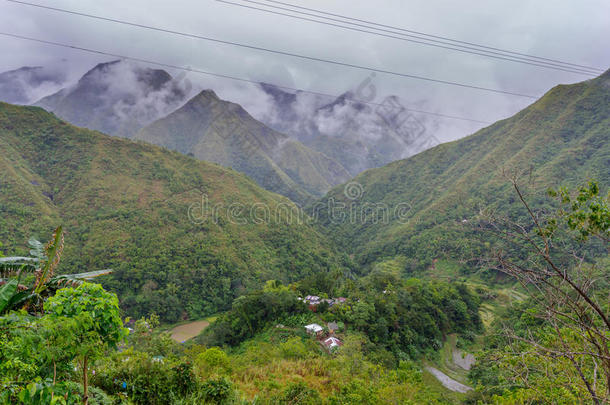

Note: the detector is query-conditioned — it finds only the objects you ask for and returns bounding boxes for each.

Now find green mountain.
[34,60,186,139]
[0,101,347,322]
[136,90,351,205]
[315,70,610,271]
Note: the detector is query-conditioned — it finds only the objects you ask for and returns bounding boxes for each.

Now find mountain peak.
[191,89,220,102]
[78,60,172,90]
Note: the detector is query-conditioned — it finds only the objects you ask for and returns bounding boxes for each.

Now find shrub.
[200,377,233,404]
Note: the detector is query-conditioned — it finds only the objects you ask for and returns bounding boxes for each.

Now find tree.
[0,227,113,315]
[43,283,127,405]
[484,179,610,403]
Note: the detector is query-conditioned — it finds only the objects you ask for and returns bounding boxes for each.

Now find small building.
[304,323,324,335]
[305,295,321,305]
[334,297,347,304]
[323,336,343,351]
[327,322,339,332]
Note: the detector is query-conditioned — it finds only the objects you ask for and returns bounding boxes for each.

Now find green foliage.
[0,102,347,322]
[470,182,610,404]
[199,283,308,347]
[11,380,81,405]
[331,276,481,358]
[314,72,610,276]
[136,91,350,205]
[93,350,196,405]
[277,381,320,404]
[200,377,234,404]
[196,347,231,378]
[128,314,178,357]
[44,283,126,354]
[548,180,610,240]
[61,382,113,405]
[0,229,114,316]
[279,337,310,360]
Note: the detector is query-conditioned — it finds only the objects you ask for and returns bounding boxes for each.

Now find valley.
[0,6,608,403]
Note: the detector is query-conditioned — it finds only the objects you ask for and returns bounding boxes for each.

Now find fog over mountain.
[1,58,443,178]
[34,60,194,139]
[0,65,68,104]
[2,0,608,148]
[254,83,443,175]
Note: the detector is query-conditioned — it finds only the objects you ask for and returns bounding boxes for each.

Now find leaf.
[64,269,113,280]
[0,279,18,314]
[0,256,39,263]
[28,237,46,261]
[5,290,33,311]
[34,226,64,295]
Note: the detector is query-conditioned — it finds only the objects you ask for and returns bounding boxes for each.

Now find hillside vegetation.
[315,70,610,272]
[136,90,351,204]
[0,102,347,322]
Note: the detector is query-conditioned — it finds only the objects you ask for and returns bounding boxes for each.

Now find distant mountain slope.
[136,90,351,205]
[35,60,186,139]
[0,101,346,322]
[0,66,66,104]
[315,70,610,271]
[257,83,435,176]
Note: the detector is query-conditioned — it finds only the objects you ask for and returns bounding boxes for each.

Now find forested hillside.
[0,102,348,322]
[315,70,610,272]
[136,89,351,205]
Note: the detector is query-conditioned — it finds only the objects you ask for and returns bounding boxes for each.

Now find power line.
[241,0,604,74]
[216,0,599,77]
[0,31,494,125]
[4,0,539,99]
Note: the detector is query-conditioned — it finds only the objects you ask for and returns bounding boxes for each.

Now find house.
[323,336,343,351]
[304,323,324,335]
[327,322,339,332]
[305,295,321,305]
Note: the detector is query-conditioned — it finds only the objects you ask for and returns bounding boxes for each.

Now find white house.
[323,336,343,350]
[304,323,323,334]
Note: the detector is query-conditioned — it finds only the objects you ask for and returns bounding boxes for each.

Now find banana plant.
[0,227,113,315]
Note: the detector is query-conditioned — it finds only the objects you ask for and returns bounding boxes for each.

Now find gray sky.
[1,0,609,142]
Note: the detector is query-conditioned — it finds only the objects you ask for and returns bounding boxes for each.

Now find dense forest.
[0,62,608,404]
[0,102,348,322]
[2,178,608,403]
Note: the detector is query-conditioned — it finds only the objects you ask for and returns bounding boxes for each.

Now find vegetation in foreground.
[0,178,608,404]
[0,101,348,323]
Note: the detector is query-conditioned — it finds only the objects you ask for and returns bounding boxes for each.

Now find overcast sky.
[1,0,609,142]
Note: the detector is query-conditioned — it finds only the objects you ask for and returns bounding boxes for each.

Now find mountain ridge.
[0,101,346,321]
[136,89,351,205]
[314,70,610,270]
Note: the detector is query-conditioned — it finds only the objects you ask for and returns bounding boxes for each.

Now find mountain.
[136,90,351,205]
[0,66,67,104]
[315,70,610,271]
[0,101,347,322]
[34,60,187,139]
[257,83,436,176]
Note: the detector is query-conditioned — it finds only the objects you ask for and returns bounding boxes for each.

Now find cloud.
[0,0,608,164]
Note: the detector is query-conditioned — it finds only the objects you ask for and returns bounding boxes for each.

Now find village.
[298,295,347,353]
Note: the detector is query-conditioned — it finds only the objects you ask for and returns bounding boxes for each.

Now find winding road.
[425,366,473,393]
